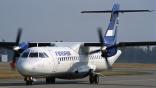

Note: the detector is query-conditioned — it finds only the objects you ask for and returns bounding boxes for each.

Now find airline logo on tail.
[105,30,115,36]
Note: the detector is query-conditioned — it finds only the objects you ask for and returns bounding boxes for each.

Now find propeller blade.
[10,28,22,70]
[89,49,101,54]
[16,28,22,45]
[105,57,112,70]
[98,28,104,46]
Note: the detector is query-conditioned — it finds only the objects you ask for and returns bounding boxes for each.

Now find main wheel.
[94,75,99,84]
[89,69,94,84]
[51,77,55,84]
[89,70,99,84]
[46,77,55,84]
[46,77,50,84]
[89,74,94,84]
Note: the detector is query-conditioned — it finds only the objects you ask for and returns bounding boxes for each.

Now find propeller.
[10,28,23,70]
[89,28,112,70]
[16,28,22,45]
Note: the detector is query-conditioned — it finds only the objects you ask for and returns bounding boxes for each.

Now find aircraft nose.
[16,59,33,75]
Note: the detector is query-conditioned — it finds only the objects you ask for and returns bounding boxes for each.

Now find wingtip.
[149,10,155,12]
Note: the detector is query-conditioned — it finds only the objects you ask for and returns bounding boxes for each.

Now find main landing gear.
[24,77,33,85]
[46,77,56,84]
[89,70,99,84]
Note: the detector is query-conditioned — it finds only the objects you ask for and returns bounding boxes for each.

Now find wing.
[117,42,156,47]
[0,42,54,48]
[84,41,156,47]
[0,42,16,49]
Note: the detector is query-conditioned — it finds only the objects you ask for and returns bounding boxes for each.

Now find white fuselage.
[16,43,121,79]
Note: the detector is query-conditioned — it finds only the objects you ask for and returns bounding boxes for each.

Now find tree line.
[117,46,156,63]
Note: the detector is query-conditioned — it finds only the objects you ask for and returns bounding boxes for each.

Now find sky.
[0,0,156,43]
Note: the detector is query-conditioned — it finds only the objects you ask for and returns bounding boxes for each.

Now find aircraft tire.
[89,70,99,84]
[94,74,99,84]
[89,75,94,84]
[26,81,33,85]
[51,77,55,84]
[46,77,55,84]
[89,69,93,84]
[46,77,50,84]
[25,77,33,85]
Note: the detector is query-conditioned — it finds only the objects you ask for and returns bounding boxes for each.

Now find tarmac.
[0,69,156,88]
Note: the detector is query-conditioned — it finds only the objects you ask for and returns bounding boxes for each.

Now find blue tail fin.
[104,3,119,46]
[103,3,120,57]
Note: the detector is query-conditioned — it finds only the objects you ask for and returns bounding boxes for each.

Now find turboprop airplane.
[0,3,155,85]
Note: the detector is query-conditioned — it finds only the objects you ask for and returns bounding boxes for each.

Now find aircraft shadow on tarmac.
[0,80,87,86]
[0,80,156,87]
[0,82,25,87]
[99,83,156,88]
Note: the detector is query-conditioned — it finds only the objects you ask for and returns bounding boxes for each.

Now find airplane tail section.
[82,3,152,57]
[82,3,153,70]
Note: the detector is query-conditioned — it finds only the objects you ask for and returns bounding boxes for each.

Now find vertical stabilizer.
[103,3,120,57]
[104,3,119,46]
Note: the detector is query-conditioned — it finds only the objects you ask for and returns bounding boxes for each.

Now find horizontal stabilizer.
[81,10,112,13]
[81,10,153,13]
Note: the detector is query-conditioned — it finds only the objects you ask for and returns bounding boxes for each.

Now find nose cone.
[16,59,33,75]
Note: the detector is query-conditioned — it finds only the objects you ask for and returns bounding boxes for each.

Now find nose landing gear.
[24,77,33,85]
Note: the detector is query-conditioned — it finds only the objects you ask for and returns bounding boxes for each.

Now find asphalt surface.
[0,70,156,88]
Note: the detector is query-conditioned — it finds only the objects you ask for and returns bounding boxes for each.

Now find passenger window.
[29,53,38,58]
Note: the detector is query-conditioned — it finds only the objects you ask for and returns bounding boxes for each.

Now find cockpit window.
[29,53,38,58]
[21,49,49,58]
[39,53,44,58]
[21,52,29,58]
[39,53,49,58]
[44,53,48,57]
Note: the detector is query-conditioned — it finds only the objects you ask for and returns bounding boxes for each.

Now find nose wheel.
[24,77,33,85]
